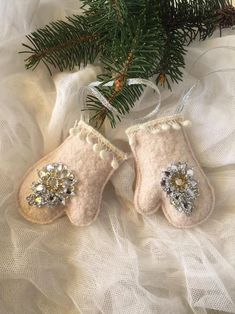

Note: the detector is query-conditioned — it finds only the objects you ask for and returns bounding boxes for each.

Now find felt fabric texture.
[18,120,127,226]
[126,115,215,228]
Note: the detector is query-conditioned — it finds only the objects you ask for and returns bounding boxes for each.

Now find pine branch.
[156,30,186,89]
[20,0,235,128]
[20,15,100,73]
[86,14,163,127]
[159,0,233,42]
[217,4,235,34]
[155,0,234,88]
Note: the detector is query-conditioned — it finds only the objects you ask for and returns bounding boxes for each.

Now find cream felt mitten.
[18,120,127,226]
[126,115,215,228]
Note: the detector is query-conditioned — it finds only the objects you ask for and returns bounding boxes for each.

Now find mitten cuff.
[126,114,191,136]
[70,120,127,169]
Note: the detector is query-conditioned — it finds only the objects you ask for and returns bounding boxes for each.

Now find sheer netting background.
[0,1,235,313]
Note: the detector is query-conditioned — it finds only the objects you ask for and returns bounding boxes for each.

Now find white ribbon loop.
[79,78,161,123]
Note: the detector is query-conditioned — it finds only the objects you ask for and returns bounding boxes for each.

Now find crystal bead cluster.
[161,162,199,215]
[27,163,78,208]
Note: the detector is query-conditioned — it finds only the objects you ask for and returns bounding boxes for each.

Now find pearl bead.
[93,143,102,152]
[172,123,181,130]
[161,123,170,131]
[86,135,93,145]
[111,159,119,169]
[100,150,109,160]
[182,120,192,127]
[69,128,76,136]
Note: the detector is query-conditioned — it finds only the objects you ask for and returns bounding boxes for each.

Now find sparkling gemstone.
[57,164,63,171]
[46,164,54,171]
[187,189,195,197]
[171,165,178,171]
[175,178,184,186]
[35,184,45,192]
[190,180,197,187]
[38,170,47,178]
[62,178,73,187]
[187,169,194,176]
[47,177,59,189]
[61,169,68,177]
[35,196,42,204]
[180,163,187,172]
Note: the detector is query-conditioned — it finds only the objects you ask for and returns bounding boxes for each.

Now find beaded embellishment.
[161,162,199,215]
[26,163,78,208]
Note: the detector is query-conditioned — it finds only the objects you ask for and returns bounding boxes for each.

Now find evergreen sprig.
[21,15,99,73]
[21,0,235,127]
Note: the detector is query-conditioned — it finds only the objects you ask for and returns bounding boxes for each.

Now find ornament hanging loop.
[79,78,162,125]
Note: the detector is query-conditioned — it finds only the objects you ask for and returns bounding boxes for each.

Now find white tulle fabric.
[0,1,235,313]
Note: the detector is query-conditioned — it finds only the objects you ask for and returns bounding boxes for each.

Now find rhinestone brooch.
[160,162,199,215]
[26,163,78,208]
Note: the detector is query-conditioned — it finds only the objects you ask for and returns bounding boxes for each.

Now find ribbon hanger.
[79,78,162,124]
